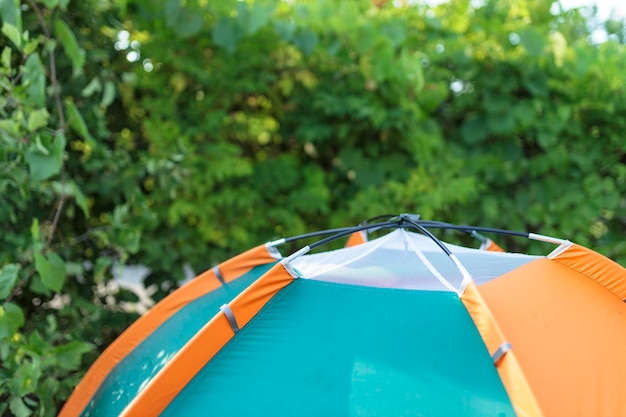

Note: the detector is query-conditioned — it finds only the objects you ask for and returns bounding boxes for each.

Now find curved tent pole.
[400,215,475,293]
[267,214,399,247]
[276,213,566,264]
[266,227,355,247]
[414,220,566,245]
[412,220,529,239]
[279,220,404,267]
[308,220,401,250]
[399,215,452,256]
[267,214,565,251]
[352,215,555,245]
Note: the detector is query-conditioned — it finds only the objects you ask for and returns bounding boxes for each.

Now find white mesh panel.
[290,229,539,291]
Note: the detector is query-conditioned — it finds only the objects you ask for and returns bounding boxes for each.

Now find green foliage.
[122,0,625,265]
[54,18,85,76]
[0,0,625,415]
[1,0,140,414]
[417,0,626,254]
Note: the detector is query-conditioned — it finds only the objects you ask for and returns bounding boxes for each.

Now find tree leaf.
[34,251,66,293]
[51,180,89,218]
[117,229,141,254]
[25,133,66,181]
[519,27,546,57]
[400,49,424,93]
[243,2,273,36]
[100,80,116,108]
[23,38,39,54]
[164,0,204,39]
[0,0,21,30]
[37,377,60,412]
[54,19,85,76]
[0,263,19,300]
[94,256,112,284]
[1,22,21,50]
[537,131,558,149]
[0,0,22,49]
[9,397,31,417]
[11,358,42,397]
[54,340,94,371]
[30,217,41,241]
[34,135,50,155]
[70,180,90,218]
[0,119,19,139]
[65,99,94,143]
[417,82,449,113]
[293,28,318,56]
[81,77,102,97]
[1,46,10,69]
[274,18,295,42]
[27,108,50,132]
[0,302,25,340]
[212,18,241,54]
[29,275,51,296]
[24,53,46,106]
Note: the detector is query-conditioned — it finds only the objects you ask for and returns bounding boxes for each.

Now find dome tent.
[60,215,626,417]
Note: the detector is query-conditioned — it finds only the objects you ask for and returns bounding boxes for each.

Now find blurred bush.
[0,0,624,414]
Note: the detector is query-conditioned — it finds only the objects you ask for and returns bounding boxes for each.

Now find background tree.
[1,0,624,415]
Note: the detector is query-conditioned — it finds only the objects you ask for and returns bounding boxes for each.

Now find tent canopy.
[60,215,626,417]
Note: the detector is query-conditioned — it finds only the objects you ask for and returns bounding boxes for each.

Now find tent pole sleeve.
[461,282,544,417]
[119,263,295,417]
[528,233,566,245]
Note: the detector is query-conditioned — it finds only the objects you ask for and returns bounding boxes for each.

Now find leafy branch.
[24,0,67,247]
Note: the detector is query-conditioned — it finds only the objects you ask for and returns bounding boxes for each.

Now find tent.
[60,215,626,417]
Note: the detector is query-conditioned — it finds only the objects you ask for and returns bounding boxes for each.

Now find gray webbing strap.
[213,265,225,285]
[492,342,512,365]
[220,304,240,334]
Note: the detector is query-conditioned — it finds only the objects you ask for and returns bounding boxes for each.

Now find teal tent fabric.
[81,263,276,417]
[162,279,516,417]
